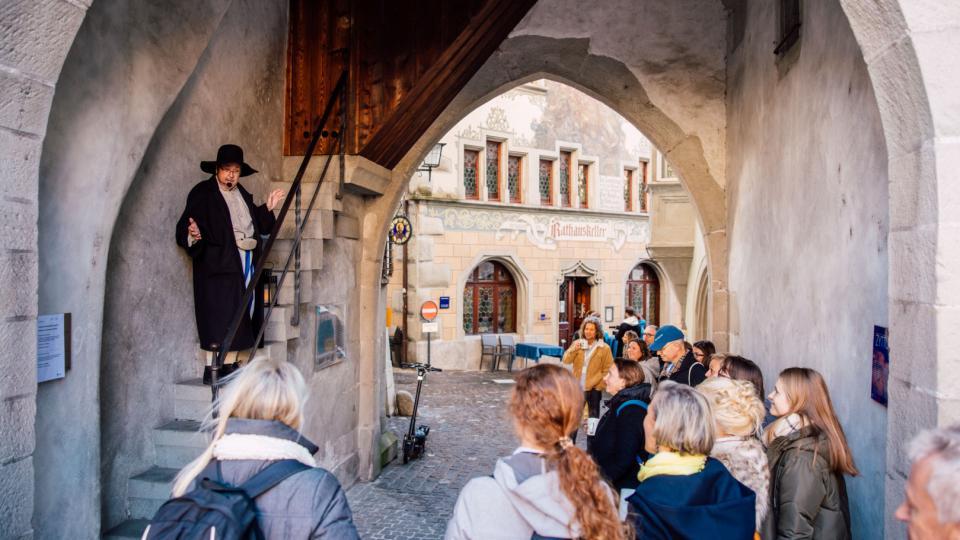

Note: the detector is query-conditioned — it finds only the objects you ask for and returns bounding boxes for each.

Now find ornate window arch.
[463,260,517,335]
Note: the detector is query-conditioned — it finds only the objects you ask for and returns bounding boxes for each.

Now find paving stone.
[345,369,589,539]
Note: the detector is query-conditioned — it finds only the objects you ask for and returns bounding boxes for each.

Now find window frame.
[463,260,517,335]
[577,162,589,209]
[539,158,554,206]
[463,148,480,200]
[559,151,572,208]
[624,168,634,212]
[485,140,502,202]
[507,154,523,204]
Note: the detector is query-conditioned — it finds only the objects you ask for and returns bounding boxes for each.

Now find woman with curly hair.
[562,315,614,446]
[697,377,770,532]
[445,364,627,540]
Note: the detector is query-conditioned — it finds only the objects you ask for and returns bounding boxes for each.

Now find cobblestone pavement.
[345,368,592,540]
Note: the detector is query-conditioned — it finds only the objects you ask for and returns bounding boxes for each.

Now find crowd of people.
[146,315,960,539]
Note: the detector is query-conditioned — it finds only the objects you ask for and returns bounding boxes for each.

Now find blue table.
[515,343,565,369]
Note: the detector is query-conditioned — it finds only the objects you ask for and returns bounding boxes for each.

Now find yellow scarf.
[637,451,707,482]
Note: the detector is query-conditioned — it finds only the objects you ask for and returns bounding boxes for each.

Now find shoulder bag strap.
[240,459,312,499]
[616,399,648,416]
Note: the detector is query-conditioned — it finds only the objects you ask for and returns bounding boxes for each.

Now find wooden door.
[558,278,573,348]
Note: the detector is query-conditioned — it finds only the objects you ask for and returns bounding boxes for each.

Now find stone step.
[265,309,300,342]
[274,207,330,240]
[267,238,324,271]
[282,155,390,197]
[103,518,150,539]
[271,180,342,213]
[173,378,210,421]
[127,466,178,518]
[277,272,313,305]
[154,419,206,450]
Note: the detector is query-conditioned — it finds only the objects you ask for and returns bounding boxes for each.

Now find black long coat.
[175,177,276,351]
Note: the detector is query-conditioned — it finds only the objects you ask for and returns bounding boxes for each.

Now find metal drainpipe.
[401,198,410,364]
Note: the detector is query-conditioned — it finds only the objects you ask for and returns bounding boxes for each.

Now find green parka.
[765,427,852,540]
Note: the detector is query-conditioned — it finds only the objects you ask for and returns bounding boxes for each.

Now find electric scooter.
[399,361,441,463]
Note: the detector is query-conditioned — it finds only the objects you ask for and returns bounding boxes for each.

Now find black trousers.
[574,389,604,448]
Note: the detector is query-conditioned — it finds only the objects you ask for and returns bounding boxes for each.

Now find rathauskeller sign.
[496,216,640,252]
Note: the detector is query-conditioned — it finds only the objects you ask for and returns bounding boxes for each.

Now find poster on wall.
[871,325,889,406]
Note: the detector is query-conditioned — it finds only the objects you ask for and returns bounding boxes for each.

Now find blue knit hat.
[649,324,684,352]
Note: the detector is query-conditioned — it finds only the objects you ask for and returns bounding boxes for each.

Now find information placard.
[38,313,70,383]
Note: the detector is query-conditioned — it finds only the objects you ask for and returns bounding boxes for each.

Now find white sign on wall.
[38,313,70,383]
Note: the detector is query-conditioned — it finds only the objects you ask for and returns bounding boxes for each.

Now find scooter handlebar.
[400,363,442,372]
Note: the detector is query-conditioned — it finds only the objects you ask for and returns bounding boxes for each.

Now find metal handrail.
[210,69,348,402]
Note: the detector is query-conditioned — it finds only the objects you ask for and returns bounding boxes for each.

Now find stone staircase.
[103,156,370,538]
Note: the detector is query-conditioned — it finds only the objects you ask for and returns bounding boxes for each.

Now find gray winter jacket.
[191,419,359,539]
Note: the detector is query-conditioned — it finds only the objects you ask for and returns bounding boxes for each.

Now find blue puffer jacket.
[628,457,756,540]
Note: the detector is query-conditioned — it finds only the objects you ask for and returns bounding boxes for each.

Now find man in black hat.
[175,144,285,383]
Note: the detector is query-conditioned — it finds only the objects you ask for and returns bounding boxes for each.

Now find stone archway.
[3,1,958,538]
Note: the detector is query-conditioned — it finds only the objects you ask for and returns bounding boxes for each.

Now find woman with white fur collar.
[170,358,359,539]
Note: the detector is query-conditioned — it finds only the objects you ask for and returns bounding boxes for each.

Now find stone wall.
[98,0,286,530]
[726,1,888,538]
[0,2,89,536]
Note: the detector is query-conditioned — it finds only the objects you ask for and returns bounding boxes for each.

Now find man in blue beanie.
[649,325,706,387]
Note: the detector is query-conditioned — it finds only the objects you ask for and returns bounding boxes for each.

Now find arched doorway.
[626,262,660,327]
[462,260,517,335]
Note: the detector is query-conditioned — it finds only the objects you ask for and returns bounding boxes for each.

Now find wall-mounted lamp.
[416,142,446,183]
[262,267,278,307]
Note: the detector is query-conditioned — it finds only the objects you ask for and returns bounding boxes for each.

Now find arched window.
[463,260,517,335]
[626,263,659,326]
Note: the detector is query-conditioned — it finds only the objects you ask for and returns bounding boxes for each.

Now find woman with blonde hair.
[164,358,359,539]
[764,367,858,539]
[445,364,626,540]
[697,377,770,531]
[562,315,614,445]
[627,381,755,539]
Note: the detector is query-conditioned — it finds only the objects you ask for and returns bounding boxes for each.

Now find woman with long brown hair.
[562,315,614,446]
[444,364,625,540]
[764,367,858,539]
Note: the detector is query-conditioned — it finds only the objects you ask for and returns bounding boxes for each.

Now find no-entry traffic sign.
[420,301,439,321]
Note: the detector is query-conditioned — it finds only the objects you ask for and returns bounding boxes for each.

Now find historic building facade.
[387,81,710,369]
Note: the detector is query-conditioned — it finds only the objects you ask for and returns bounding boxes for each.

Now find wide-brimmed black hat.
[200,144,258,177]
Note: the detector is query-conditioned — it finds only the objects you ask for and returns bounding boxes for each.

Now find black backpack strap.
[239,459,312,499]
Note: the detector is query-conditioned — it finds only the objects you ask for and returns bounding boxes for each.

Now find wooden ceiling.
[285,0,537,169]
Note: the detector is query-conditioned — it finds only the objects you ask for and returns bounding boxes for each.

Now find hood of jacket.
[767,425,827,466]
[628,457,756,540]
[492,451,582,538]
[606,382,652,409]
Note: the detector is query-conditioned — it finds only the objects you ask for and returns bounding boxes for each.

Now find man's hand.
[188,217,202,241]
[266,189,286,211]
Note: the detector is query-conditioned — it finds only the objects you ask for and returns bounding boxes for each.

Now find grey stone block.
[0,394,35,464]
[0,456,33,539]
[0,0,87,83]
[335,214,361,239]
[0,70,54,136]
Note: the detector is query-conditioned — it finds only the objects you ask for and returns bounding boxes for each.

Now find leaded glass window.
[464,149,479,199]
[559,151,571,207]
[640,161,649,212]
[463,287,474,334]
[625,263,660,326]
[624,169,633,212]
[463,260,517,335]
[508,155,522,203]
[539,159,553,205]
[577,163,588,209]
[486,141,500,201]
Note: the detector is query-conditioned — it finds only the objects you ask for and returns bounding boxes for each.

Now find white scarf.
[212,433,317,467]
[764,413,806,446]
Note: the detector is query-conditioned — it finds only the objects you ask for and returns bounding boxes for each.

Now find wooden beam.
[358,0,537,169]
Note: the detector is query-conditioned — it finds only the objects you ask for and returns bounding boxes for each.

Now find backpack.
[615,399,648,416]
[143,459,310,540]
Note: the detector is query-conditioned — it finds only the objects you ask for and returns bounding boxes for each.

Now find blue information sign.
[439,296,450,309]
